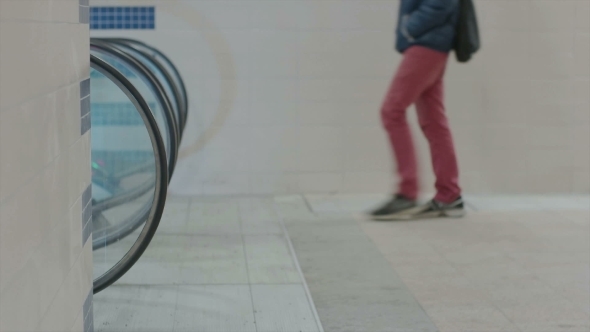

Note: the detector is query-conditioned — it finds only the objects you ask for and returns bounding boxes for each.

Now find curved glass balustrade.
[89,39,187,294]
[105,40,183,136]
[106,38,189,133]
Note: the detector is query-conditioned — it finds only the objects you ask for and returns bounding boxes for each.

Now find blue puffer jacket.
[396,0,460,53]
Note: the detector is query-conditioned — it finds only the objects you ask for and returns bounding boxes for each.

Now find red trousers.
[381,46,461,203]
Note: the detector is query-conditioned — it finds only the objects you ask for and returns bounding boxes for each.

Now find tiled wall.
[92,0,589,195]
[90,6,155,30]
[0,1,92,331]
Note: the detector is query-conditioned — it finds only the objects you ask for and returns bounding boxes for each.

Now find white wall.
[92,0,590,196]
[0,1,93,331]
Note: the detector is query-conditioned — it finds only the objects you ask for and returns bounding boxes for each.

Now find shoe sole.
[381,208,465,221]
[369,213,410,221]
[367,206,418,221]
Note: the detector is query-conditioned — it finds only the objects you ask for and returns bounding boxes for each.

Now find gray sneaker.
[368,195,417,220]
[391,196,465,220]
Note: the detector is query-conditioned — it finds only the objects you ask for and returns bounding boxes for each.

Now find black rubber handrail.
[103,38,186,138]
[91,40,179,180]
[105,38,189,133]
[91,54,168,294]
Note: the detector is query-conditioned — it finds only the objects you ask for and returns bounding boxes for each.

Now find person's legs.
[415,74,461,203]
[380,46,448,201]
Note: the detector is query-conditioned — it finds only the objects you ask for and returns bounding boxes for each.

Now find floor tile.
[509,251,590,268]
[499,299,589,324]
[455,261,533,284]
[173,285,256,332]
[112,235,248,285]
[403,276,489,306]
[317,303,437,332]
[515,321,590,332]
[94,286,177,332]
[178,235,249,285]
[157,201,191,234]
[424,303,519,332]
[394,263,460,280]
[251,284,320,332]
[286,217,436,331]
[334,194,386,213]
[238,198,283,235]
[557,210,590,225]
[273,195,317,222]
[186,199,241,235]
[304,194,342,214]
[243,234,301,284]
[165,196,191,204]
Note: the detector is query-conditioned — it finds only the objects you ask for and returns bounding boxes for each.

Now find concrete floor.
[94,194,590,332]
[93,196,322,332]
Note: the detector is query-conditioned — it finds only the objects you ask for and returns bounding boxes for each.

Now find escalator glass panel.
[108,38,188,131]
[90,58,166,293]
[110,43,181,131]
[91,47,174,174]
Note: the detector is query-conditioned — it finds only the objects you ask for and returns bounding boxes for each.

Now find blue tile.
[79,6,89,24]
[82,184,92,210]
[81,113,91,135]
[83,290,93,321]
[80,78,90,98]
[83,302,94,332]
[82,203,92,229]
[90,6,155,30]
[82,221,92,247]
[80,96,90,118]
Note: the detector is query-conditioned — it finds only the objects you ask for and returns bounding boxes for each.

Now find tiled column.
[0,0,92,331]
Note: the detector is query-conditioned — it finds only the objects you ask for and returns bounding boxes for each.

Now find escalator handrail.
[91,39,179,180]
[105,37,189,133]
[102,38,186,138]
[91,55,168,294]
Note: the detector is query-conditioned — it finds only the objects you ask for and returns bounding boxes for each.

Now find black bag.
[454,0,480,63]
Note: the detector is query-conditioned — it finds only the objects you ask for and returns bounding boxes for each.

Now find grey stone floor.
[94,194,590,332]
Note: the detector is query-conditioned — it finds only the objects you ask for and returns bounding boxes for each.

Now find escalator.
[89,39,188,294]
